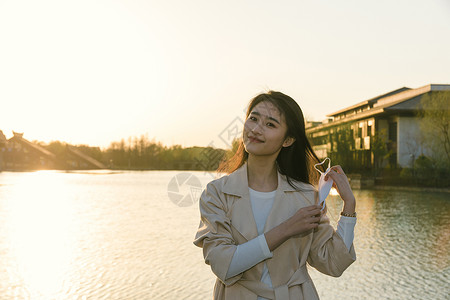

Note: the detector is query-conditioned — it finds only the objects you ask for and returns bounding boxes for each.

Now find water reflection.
[0,171,448,299]
[311,188,449,299]
[4,171,78,299]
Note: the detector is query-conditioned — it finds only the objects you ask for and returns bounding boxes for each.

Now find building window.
[389,122,397,142]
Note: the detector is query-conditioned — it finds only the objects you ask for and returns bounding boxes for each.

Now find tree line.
[39,135,227,171]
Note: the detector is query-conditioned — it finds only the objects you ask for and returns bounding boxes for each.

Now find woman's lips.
[248,136,263,143]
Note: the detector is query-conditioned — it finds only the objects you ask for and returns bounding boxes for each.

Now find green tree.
[331,127,356,172]
[371,129,389,174]
[418,91,450,168]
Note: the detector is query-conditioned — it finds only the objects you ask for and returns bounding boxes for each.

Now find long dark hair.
[217,91,321,188]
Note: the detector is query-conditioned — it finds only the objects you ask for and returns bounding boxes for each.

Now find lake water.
[0,170,448,300]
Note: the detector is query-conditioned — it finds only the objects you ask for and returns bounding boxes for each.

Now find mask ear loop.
[314,157,338,217]
[314,157,334,213]
[314,157,331,174]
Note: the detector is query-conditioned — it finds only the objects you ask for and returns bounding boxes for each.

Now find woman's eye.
[267,122,275,127]
[249,116,257,121]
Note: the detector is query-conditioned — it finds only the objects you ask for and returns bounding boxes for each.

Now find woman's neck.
[247,155,278,192]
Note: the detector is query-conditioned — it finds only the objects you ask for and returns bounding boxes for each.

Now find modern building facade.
[306,84,450,169]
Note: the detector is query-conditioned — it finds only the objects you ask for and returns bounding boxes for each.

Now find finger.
[309,208,322,216]
[308,210,321,218]
[299,206,321,216]
[308,212,320,219]
[310,216,321,223]
[325,169,337,180]
[305,204,322,210]
[331,165,346,175]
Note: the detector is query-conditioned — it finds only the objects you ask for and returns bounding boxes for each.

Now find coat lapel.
[222,162,259,242]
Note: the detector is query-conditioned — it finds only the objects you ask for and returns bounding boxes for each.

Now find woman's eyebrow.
[250,111,280,125]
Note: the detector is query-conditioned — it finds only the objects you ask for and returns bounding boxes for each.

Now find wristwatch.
[340,211,357,217]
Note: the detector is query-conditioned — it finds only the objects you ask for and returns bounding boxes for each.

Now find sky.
[1,0,449,149]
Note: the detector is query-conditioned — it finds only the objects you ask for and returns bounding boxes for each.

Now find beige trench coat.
[193,162,356,300]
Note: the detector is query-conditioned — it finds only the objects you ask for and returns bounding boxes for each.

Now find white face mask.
[314,157,333,211]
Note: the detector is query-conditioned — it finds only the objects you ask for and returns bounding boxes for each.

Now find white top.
[225,187,356,300]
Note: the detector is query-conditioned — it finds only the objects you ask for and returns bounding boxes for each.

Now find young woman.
[194,91,356,300]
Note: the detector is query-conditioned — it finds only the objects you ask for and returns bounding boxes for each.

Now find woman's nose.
[244,119,263,134]
[251,122,263,134]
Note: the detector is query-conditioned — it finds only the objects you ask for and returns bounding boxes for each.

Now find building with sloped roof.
[1,132,107,170]
[4,131,58,170]
[306,84,450,169]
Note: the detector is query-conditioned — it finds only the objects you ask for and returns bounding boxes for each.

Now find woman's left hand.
[324,165,356,213]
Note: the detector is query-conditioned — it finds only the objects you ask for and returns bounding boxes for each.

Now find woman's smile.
[248,136,264,143]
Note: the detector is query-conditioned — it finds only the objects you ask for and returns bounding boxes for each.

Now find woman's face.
[243,101,295,157]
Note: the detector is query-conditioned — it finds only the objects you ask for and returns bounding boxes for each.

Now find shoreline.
[1,169,449,193]
[370,185,450,194]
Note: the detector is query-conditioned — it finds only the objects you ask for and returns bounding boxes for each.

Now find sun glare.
[6,171,77,298]
[330,187,339,196]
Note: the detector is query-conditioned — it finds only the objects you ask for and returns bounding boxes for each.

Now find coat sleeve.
[307,191,356,277]
[193,181,243,286]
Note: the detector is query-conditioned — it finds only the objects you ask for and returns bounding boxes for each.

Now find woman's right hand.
[265,204,323,251]
[284,205,323,237]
